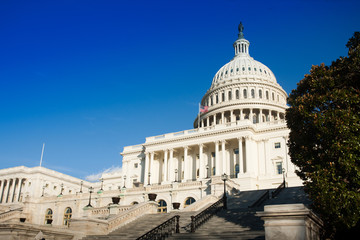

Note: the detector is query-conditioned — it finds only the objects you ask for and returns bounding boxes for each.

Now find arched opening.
[184,197,196,208]
[158,200,167,213]
[131,201,139,205]
[44,208,53,224]
[251,89,255,98]
[63,207,72,226]
[259,89,262,99]
[236,89,239,99]
[243,89,247,99]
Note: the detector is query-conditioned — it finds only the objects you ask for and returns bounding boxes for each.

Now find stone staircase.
[168,191,267,240]
[168,187,310,240]
[81,187,309,240]
[81,211,196,240]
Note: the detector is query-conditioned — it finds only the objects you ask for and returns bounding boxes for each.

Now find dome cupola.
[194,22,288,128]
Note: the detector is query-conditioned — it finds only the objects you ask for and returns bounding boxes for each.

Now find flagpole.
[40,143,45,167]
[198,103,201,129]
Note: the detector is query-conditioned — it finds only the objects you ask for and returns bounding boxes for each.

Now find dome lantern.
[233,22,250,57]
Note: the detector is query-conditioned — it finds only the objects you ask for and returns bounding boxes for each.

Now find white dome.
[211,55,277,88]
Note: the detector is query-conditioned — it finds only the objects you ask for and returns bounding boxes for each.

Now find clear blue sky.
[1,0,359,181]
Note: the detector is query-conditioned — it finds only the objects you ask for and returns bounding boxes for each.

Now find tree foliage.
[286,32,360,238]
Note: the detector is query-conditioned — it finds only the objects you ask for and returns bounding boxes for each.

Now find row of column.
[143,137,252,185]
[199,108,283,128]
[0,178,25,204]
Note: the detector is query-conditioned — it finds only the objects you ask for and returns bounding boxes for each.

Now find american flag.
[200,105,209,113]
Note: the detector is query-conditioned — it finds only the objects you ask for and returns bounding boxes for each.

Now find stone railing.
[70,201,158,235]
[0,207,23,222]
[90,205,132,217]
[107,201,158,233]
[178,181,202,188]
[182,195,218,212]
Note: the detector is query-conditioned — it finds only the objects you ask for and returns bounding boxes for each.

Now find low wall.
[256,204,323,240]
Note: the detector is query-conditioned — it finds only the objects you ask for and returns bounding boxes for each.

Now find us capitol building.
[0,23,302,238]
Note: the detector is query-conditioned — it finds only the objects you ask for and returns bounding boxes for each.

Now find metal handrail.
[249,190,269,208]
[272,181,285,198]
[190,197,224,233]
[136,215,180,240]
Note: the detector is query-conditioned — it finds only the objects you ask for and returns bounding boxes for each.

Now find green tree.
[286,32,360,239]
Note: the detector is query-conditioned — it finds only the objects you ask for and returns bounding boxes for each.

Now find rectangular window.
[276,162,283,175]
[275,142,281,149]
[134,163,138,168]
[234,148,239,154]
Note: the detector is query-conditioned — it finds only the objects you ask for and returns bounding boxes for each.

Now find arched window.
[228,91,232,100]
[63,207,72,226]
[272,92,275,101]
[243,89,247,99]
[222,92,225,102]
[44,208,53,224]
[266,91,269,100]
[210,96,213,106]
[251,89,255,98]
[216,94,219,104]
[259,89,262,99]
[236,90,239,99]
[184,197,196,208]
[158,200,167,213]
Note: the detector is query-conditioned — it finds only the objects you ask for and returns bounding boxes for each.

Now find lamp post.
[221,173,228,210]
[123,175,127,189]
[60,183,64,196]
[206,165,209,178]
[80,181,83,193]
[41,185,45,197]
[86,186,94,207]
[282,168,286,187]
[175,169,178,182]
[100,178,104,191]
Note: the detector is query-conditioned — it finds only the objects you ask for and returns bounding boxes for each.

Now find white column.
[168,149,174,182]
[163,150,168,182]
[230,110,234,123]
[277,111,280,120]
[238,137,244,174]
[0,180,4,203]
[245,136,252,175]
[150,152,154,184]
[144,153,149,185]
[240,109,243,120]
[4,179,11,203]
[207,117,210,127]
[17,179,23,202]
[250,109,253,122]
[183,147,189,181]
[260,109,263,123]
[221,112,225,124]
[222,140,227,174]
[199,144,204,179]
[10,179,17,202]
[215,141,221,176]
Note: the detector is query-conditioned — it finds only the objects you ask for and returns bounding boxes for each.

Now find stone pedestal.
[256,204,323,240]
